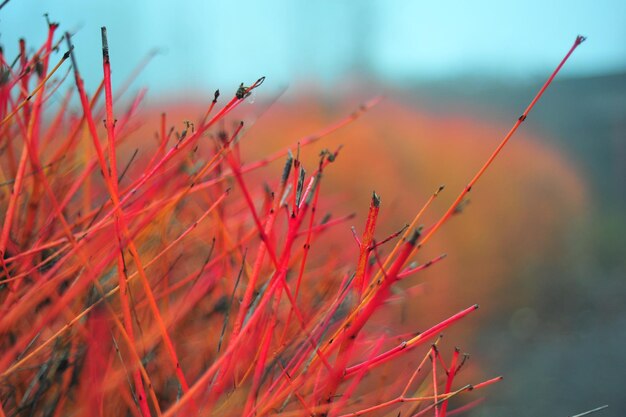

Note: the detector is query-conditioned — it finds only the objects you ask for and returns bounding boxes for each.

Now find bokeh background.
[2,1,625,416]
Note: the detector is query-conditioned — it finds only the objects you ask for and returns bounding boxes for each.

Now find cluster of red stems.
[0,20,583,417]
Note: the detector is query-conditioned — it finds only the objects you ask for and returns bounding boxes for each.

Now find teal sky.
[1,0,625,95]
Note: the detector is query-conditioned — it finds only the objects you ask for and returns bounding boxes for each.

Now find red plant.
[0,21,583,417]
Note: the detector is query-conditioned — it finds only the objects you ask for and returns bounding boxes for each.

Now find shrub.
[0,22,583,417]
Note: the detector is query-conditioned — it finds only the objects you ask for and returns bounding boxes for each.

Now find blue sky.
[1,0,624,95]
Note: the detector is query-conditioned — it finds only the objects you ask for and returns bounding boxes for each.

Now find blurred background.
[2,1,625,416]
